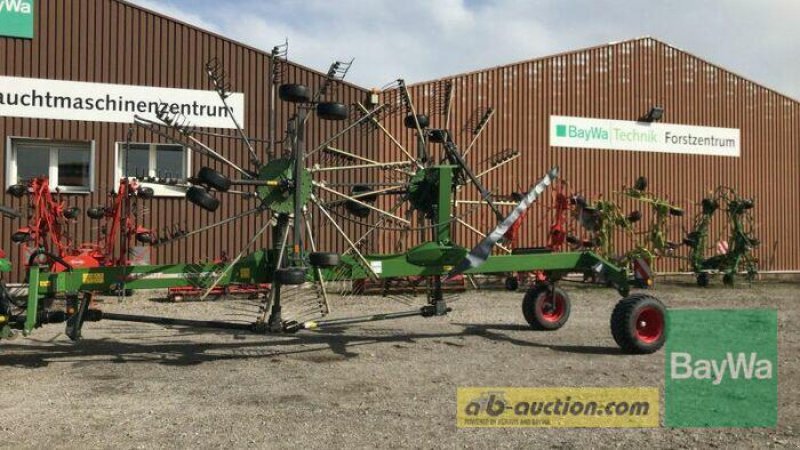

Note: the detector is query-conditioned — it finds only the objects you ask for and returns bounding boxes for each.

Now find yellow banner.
[457,387,659,428]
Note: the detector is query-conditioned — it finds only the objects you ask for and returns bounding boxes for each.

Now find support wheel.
[696,272,709,287]
[722,273,735,286]
[504,276,519,291]
[522,285,571,330]
[316,102,349,121]
[610,294,666,354]
[197,167,231,192]
[309,252,341,268]
[186,186,220,212]
[276,268,307,285]
[278,84,311,103]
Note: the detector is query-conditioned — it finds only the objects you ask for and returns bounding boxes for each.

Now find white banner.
[0,76,244,129]
[550,115,740,157]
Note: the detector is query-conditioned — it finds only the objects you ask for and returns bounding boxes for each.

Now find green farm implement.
[1,47,667,354]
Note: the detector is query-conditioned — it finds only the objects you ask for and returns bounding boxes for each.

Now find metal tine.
[461,107,495,158]
[270,39,289,84]
[303,208,331,316]
[475,148,521,179]
[153,207,265,247]
[433,79,454,128]
[204,58,261,168]
[315,58,354,102]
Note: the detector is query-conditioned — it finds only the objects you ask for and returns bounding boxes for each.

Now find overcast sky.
[129,0,800,100]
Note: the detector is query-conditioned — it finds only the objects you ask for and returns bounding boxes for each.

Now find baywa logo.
[0,0,34,39]
[0,0,32,14]
[556,123,609,142]
[671,352,773,385]
[665,309,778,428]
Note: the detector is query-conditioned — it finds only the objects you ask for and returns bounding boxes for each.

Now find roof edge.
[409,36,800,105]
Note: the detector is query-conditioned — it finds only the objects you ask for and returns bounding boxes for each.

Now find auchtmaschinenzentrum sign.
[0,76,245,129]
[0,0,34,39]
[550,115,740,157]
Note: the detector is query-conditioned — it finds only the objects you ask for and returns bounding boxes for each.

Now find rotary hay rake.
[682,187,759,286]
[0,48,668,354]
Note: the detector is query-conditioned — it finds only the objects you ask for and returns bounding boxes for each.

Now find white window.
[115,143,191,197]
[5,138,95,193]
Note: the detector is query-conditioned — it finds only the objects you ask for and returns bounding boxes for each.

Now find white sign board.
[550,115,740,157]
[0,76,244,129]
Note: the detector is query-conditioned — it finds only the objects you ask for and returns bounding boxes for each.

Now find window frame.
[114,142,191,198]
[5,137,96,194]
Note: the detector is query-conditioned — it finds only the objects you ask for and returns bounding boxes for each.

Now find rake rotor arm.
[151,207,267,247]
[302,208,331,315]
[444,140,504,221]
[307,104,387,158]
[321,146,415,176]
[313,182,410,224]
[319,185,406,208]
[133,116,253,179]
[355,102,420,167]
[462,108,495,158]
[199,220,272,301]
[311,195,378,279]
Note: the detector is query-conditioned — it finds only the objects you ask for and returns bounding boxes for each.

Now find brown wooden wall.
[0,0,372,281]
[382,38,800,272]
[1,2,798,280]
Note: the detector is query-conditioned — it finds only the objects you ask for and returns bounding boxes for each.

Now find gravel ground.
[1,280,798,449]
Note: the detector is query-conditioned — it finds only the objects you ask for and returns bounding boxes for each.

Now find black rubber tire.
[11,231,31,243]
[504,276,519,291]
[197,167,231,192]
[696,272,710,287]
[136,232,154,244]
[634,176,648,191]
[6,184,27,198]
[722,273,735,286]
[63,207,81,220]
[137,186,155,199]
[610,294,667,354]
[87,207,106,220]
[522,285,571,330]
[316,102,349,121]
[428,129,448,143]
[186,186,219,212]
[278,84,311,103]
[309,252,341,268]
[345,184,377,218]
[404,114,430,129]
[702,198,719,215]
[276,267,307,285]
[669,207,684,217]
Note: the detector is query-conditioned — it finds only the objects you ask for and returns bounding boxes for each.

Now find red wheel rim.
[538,293,566,323]
[635,307,664,343]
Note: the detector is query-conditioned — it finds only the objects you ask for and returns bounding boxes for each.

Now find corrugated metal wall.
[0,0,372,281]
[1,2,798,279]
[382,38,799,272]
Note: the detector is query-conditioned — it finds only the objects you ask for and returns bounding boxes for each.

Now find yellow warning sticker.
[82,273,105,284]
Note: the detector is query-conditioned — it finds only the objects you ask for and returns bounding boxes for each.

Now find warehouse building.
[1,0,798,281]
